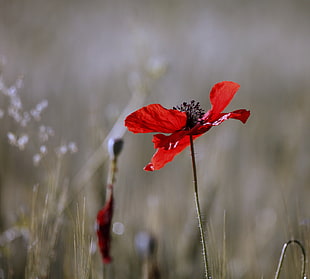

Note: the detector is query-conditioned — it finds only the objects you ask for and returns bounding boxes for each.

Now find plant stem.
[103,265,106,279]
[274,239,307,279]
[106,157,117,202]
[189,135,211,279]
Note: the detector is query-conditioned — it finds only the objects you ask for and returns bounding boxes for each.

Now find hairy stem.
[189,135,211,279]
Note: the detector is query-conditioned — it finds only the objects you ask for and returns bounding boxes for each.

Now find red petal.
[96,192,114,264]
[153,130,189,149]
[125,104,187,133]
[228,109,251,124]
[208,81,240,117]
[208,109,250,126]
[190,123,213,135]
[144,134,202,171]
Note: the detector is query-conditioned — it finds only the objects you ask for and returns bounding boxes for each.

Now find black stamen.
[173,100,205,129]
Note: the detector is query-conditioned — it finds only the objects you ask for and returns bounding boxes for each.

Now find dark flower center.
[173,100,205,129]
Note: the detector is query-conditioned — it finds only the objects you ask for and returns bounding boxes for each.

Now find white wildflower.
[36,99,48,112]
[7,132,17,145]
[8,107,22,123]
[38,125,54,142]
[68,142,78,153]
[7,86,17,97]
[33,154,42,166]
[40,145,47,155]
[55,145,68,157]
[20,112,31,127]
[31,100,48,121]
[17,134,29,150]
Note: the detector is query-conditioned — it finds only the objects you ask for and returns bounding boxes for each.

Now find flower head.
[125,81,250,171]
[96,187,114,263]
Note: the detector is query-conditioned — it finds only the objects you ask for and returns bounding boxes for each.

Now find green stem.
[189,135,211,279]
[274,239,306,279]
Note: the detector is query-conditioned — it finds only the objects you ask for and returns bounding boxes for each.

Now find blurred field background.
[1,0,310,278]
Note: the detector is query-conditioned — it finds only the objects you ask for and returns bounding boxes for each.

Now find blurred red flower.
[96,188,114,264]
[125,81,250,171]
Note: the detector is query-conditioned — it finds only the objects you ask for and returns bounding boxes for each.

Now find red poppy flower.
[96,187,114,264]
[125,81,250,171]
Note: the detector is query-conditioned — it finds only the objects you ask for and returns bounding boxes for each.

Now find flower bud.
[108,138,124,159]
[135,231,157,259]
